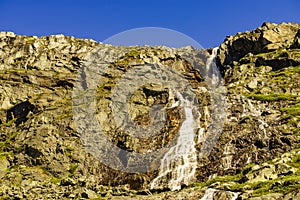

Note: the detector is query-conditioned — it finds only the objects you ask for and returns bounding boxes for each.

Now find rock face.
[0,22,300,199]
[217,22,300,67]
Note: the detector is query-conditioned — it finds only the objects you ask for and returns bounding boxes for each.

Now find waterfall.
[150,91,199,191]
[200,188,239,200]
[205,47,221,87]
[199,188,217,200]
[150,47,224,191]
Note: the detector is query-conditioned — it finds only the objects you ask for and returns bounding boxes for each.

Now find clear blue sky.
[0,0,299,48]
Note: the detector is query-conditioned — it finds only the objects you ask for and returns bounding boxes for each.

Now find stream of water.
[150,91,199,191]
[150,48,222,191]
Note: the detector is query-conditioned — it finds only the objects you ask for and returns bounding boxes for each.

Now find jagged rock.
[217,22,300,67]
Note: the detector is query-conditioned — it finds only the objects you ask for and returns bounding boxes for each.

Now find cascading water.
[150,91,199,191]
[205,47,221,87]
[150,47,223,191]
[200,188,239,200]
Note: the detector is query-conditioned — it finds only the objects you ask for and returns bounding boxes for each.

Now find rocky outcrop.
[217,22,300,67]
[0,21,300,199]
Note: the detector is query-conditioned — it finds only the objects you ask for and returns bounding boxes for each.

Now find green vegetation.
[68,164,78,176]
[25,37,37,44]
[280,103,300,130]
[192,174,242,188]
[269,65,300,76]
[0,119,16,128]
[0,130,21,152]
[50,177,64,185]
[288,154,300,168]
[191,152,300,197]
[245,93,297,102]
[281,104,300,116]
[0,151,13,158]
[126,49,142,57]
[55,113,72,120]
[65,146,74,157]
[229,170,300,196]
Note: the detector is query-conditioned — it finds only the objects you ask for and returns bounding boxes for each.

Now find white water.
[205,47,220,87]
[150,91,199,191]
[199,188,217,200]
[200,188,239,200]
[150,48,223,191]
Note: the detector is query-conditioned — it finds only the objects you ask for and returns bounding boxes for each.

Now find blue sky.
[0,0,299,48]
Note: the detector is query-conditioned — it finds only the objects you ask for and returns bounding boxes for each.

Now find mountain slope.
[0,22,299,199]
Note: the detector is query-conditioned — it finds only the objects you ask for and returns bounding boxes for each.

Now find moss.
[68,164,78,176]
[0,130,21,152]
[252,171,300,196]
[65,146,74,157]
[25,37,37,44]
[292,128,300,134]
[55,113,72,120]
[50,177,63,185]
[245,93,297,102]
[241,163,257,175]
[228,170,300,196]
[288,154,300,168]
[126,49,142,57]
[281,104,300,116]
[0,151,13,159]
[269,65,300,76]
[191,153,300,197]
[280,103,300,129]
[0,196,14,200]
[192,174,242,188]
[0,119,16,128]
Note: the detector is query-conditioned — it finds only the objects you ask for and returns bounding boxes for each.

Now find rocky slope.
[0,22,299,199]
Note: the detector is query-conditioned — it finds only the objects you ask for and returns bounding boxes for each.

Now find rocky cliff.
[0,22,299,199]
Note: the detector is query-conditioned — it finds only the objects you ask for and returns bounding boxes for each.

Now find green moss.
[0,130,21,152]
[281,104,300,116]
[50,177,63,185]
[252,171,300,196]
[25,37,37,44]
[0,119,16,127]
[0,196,14,200]
[126,49,142,57]
[269,65,300,76]
[68,164,78,176]
[55,113,72,120]
[228,170,300,196]
[246,93,297,102]
[192,174,242,188]
[280,103,300,128]
[0,151,13,158]
[191,153,300,197]
[288,154,300,168]
[65,146,74,157]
